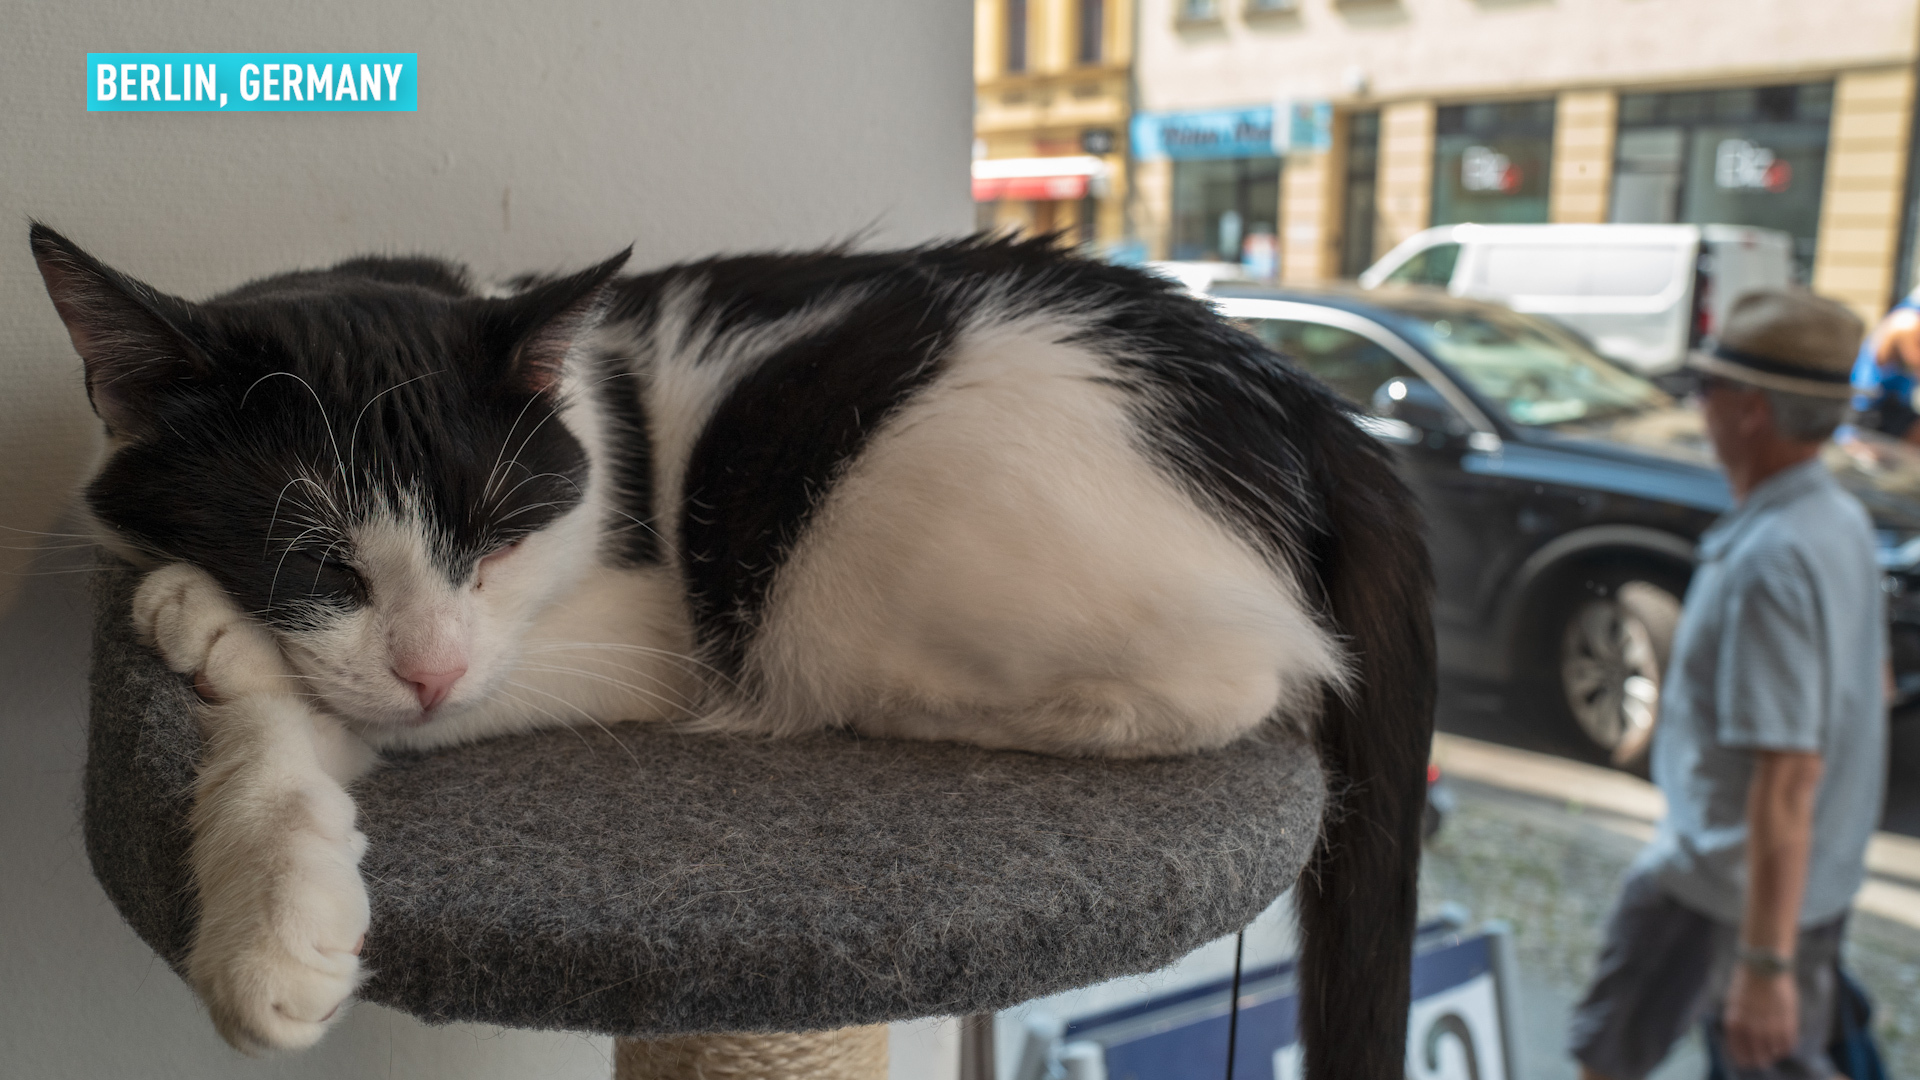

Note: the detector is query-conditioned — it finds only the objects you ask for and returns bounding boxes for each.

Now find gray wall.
[0,2,971,1075]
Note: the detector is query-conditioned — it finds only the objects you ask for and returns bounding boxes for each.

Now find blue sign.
[1280,100,1334,153]
[1059,926,1514,1080]
[87,53,417,111]
[1133,106,1278,162]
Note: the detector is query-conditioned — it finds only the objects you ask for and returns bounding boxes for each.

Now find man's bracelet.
[1737,945,1794,977]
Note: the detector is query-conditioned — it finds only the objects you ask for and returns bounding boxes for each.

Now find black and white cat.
[33,223,1432,1078]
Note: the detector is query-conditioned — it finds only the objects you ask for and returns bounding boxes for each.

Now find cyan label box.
[87,53,417,111]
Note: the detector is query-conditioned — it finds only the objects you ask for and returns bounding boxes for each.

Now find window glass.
[1383,242,1461,288]
[1431,100,1555,225]
[1611,82,1832,279]
[1006,0,1028,73]
[1078,0,1104,64]
[1339,110,1381,277]
[1171,157,1281,263]
[1239,319,1416,408]
[1400,308,1667,426]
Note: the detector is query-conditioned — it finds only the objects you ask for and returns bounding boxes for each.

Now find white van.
[1357,223,1794,374]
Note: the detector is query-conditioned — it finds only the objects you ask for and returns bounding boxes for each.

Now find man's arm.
[1723,748,1823,1069]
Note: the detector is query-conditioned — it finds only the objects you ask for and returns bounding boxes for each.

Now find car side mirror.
[1373,377,1464,439]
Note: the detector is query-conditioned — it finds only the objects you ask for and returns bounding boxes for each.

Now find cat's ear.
[30,222,209,438]
[479,248,631,394]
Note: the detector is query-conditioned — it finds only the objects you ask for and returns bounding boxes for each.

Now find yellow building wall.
[1550,91,1617,224]
[1813,66,1916,324]
[1281,150,1339,285]
[1378,101,1436,255]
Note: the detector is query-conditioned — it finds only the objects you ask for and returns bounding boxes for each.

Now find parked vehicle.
[1209,284,1920,769]
[1357,223,1794,376]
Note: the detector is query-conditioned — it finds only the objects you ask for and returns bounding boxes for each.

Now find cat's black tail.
[1297,423,1435,1080]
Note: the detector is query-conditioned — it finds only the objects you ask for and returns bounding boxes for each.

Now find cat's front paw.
[188,784,370,1053]
[133,562,289,701]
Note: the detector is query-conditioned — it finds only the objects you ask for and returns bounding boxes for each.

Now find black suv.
[1211,284,1920,768]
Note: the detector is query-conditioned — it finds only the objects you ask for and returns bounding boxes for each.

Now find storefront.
[1133,105,1281,269]
[1430,99,1556,226]
[1610,82,1833,278]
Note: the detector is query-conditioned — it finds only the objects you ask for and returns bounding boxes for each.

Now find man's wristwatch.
[1737,944,1794,977]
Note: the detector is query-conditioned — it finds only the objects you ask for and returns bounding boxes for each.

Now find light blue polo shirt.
[1635,458,1888,927]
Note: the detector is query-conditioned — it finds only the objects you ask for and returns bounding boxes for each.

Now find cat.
[32,223,1433,1078]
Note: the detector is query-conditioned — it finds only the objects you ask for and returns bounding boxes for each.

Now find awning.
[972,155,1109,202]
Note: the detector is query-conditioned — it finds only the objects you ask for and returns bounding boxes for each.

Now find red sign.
[973,174,1090,201]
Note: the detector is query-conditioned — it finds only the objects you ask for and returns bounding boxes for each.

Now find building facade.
[974,0,1135,247]
[1131,0,1920,323]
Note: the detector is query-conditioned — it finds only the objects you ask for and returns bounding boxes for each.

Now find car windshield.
[1396,305,1669,426]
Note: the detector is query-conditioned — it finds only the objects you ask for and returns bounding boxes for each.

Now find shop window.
[1171,157,1281,264]
[1611,82,1833,280]
[1078,0,1104,65]
[1339,110,1382,277]
[1431,100,1555,226]
[1006,0,1028,74]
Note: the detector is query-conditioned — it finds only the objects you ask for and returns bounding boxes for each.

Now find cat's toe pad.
[133,563,288,701]
[189,819,371,1054]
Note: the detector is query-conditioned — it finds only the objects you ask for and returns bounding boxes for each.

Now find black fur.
[641,272,960,678]
[32,223,608,629]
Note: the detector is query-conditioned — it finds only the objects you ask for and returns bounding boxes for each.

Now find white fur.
[134,564,374,1052]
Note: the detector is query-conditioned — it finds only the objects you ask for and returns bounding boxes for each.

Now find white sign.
[1714,138,1792,193]
[1461,146,1519,193]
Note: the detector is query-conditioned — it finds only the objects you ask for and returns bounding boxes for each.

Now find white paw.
[133,563,289,701]
[188,783,371,1054]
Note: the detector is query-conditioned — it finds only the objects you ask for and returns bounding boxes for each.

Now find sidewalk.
[1426,733,1920,1077]
[1433,733,1920,930]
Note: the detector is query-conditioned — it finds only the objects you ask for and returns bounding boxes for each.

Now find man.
[1850,300,1920,442]
[1569,290,1887,1080]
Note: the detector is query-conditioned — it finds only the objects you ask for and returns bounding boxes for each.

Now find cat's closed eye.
[475,540,523,586]
[284,550,366,603]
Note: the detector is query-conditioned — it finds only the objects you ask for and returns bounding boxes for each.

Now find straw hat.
[1686,289,1865,399]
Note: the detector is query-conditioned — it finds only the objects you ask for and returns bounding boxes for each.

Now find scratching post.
[83,561,1326,1070]
[613,1027,888,1079]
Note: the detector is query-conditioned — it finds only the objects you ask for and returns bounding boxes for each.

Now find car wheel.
[1543,575,1681,772]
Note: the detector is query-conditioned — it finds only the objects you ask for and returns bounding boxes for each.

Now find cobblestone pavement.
[1420,779,1920,1079]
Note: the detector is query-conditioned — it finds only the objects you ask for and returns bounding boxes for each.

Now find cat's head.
[32,223,629,729]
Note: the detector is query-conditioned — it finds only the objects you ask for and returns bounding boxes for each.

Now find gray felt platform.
[84,562,1325,1038]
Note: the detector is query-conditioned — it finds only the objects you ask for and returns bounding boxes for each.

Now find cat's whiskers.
[264,475,341,559]
[510,661,703,718]
[480,396,570,514]
[345,369,443,483]
[501,680,645,766]
[266,523,345,608]
[240,371,348,496]
[523,640,737,690]
[0,525,99,540]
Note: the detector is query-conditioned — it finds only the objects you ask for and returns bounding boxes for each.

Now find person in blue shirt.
[1850,293,1920,441]
[1570,290,1884,1080]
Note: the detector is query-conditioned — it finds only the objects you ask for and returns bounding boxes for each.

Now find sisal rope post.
[612,1026,889,1080]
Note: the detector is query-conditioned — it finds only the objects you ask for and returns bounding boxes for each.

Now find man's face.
[1698,374,1763,467]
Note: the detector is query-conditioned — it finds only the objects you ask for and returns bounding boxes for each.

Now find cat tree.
[83,564,1325,1078]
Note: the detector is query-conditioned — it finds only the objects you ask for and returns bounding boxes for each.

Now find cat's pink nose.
[395,664,466,711]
